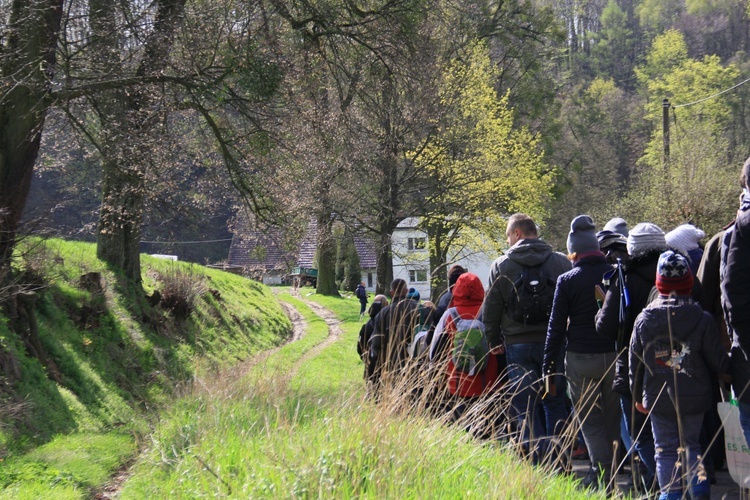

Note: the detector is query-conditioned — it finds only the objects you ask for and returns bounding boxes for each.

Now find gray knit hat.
[627,222,667,258]
[567,215,600,255]
[603,217,629,237]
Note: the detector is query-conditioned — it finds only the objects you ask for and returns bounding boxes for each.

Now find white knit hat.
[665,224,705,255]
[627,222,667,258]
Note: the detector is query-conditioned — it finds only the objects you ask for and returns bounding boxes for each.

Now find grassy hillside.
[0,239,291,498]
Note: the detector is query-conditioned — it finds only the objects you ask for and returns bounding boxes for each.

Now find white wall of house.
[391,218,497,300]
[359,270,378,292]
[262,273,285,286]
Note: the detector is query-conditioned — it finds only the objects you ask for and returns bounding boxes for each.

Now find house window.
[407,237,426,251]
[409,269,428,283]
[367,273,373,288]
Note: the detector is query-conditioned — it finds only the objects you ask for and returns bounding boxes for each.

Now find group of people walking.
[356,158,750,500]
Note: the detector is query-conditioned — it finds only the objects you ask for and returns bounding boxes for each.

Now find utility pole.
[662,98,670,164]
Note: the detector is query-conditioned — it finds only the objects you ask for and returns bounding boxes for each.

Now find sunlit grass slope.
[0,239,290,499]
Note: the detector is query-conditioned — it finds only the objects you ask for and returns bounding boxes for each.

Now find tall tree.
[0,1,64,278]
[411,42,555,300]
[626,30,740,233]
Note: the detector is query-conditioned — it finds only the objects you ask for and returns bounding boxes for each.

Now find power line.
[141,238,233,245]
[672,76,750,109]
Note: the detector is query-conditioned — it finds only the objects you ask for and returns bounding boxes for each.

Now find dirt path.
[285,288,343,379]
[95,290,337,499]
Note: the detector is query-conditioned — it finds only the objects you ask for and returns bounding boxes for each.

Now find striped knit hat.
[655,250,693,296]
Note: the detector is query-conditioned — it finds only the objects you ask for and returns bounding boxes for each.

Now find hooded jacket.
[597,252,704,394]
[724,194,750,403]
[369,295,420,381]
[482,238,572,347]
[629,296,729,416]
[432,273,500,397]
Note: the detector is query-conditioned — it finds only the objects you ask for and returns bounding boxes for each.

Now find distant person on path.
[722,156,750,445]
[630,250,729,500]
[358,294,389,380]
[356,281,368,321]
[369,279,420,390]
[481,213,571,461]
[543,216,619,488]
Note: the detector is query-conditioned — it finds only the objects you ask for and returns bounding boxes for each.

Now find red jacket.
[441,273,500,397]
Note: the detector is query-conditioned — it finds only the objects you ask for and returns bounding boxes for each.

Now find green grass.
[119,287,601,499]
[0,433,133,499]
[0,239,291,497]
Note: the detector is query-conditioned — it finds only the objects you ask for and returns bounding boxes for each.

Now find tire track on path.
[285,288,342,379]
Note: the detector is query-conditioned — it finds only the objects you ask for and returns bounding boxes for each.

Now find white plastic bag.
[718,401,750,488]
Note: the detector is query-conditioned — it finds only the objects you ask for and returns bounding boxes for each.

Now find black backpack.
[506,264,557,325]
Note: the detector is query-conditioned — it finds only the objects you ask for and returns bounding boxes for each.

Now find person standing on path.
[356,281,368,321]
[543,216,619,489]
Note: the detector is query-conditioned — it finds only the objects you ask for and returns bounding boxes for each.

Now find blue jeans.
[505,343,567,460]
[621,393,656,487]
[651,412,709,500]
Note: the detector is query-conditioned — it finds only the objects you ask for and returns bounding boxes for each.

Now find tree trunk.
[0,0,63,277]
[427,221,450,303]
[375,229,394,295]
[315,210,340,296]
[90,0,187,285]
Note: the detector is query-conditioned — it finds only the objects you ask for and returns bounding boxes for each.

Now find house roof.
[227,227,294,271]
[354,236,377,269]
[228,219,378,272]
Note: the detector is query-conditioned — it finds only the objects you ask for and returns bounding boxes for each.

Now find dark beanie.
[656,250,694,296]
[448,265,467,288]
[603,217,629,237]
[407,287,421,301]
[567,215,599,255]
[596,230,627,251]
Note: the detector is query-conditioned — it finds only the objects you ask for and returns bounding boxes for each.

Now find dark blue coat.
[543,254,615,371]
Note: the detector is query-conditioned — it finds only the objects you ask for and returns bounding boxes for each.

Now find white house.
[228,217,498,296]
[391,217,496,299]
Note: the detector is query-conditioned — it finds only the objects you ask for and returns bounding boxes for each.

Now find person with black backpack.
[481,213,571,463]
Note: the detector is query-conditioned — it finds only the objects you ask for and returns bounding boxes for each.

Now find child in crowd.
[630,251,729,500]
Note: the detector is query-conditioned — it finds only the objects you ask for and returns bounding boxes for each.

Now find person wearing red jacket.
[430,272,500,428]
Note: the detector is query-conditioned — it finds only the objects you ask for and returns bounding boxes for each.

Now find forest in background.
[15,0,750,297]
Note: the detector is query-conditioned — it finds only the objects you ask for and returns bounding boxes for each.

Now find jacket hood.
[639,298,704,342]
[506,238,555,267]
[452,272,485,307]
[628,254,659,284]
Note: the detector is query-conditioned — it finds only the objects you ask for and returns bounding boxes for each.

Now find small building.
[226,228,295,285]
[391,217,495,299]
[227,220,378,290]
